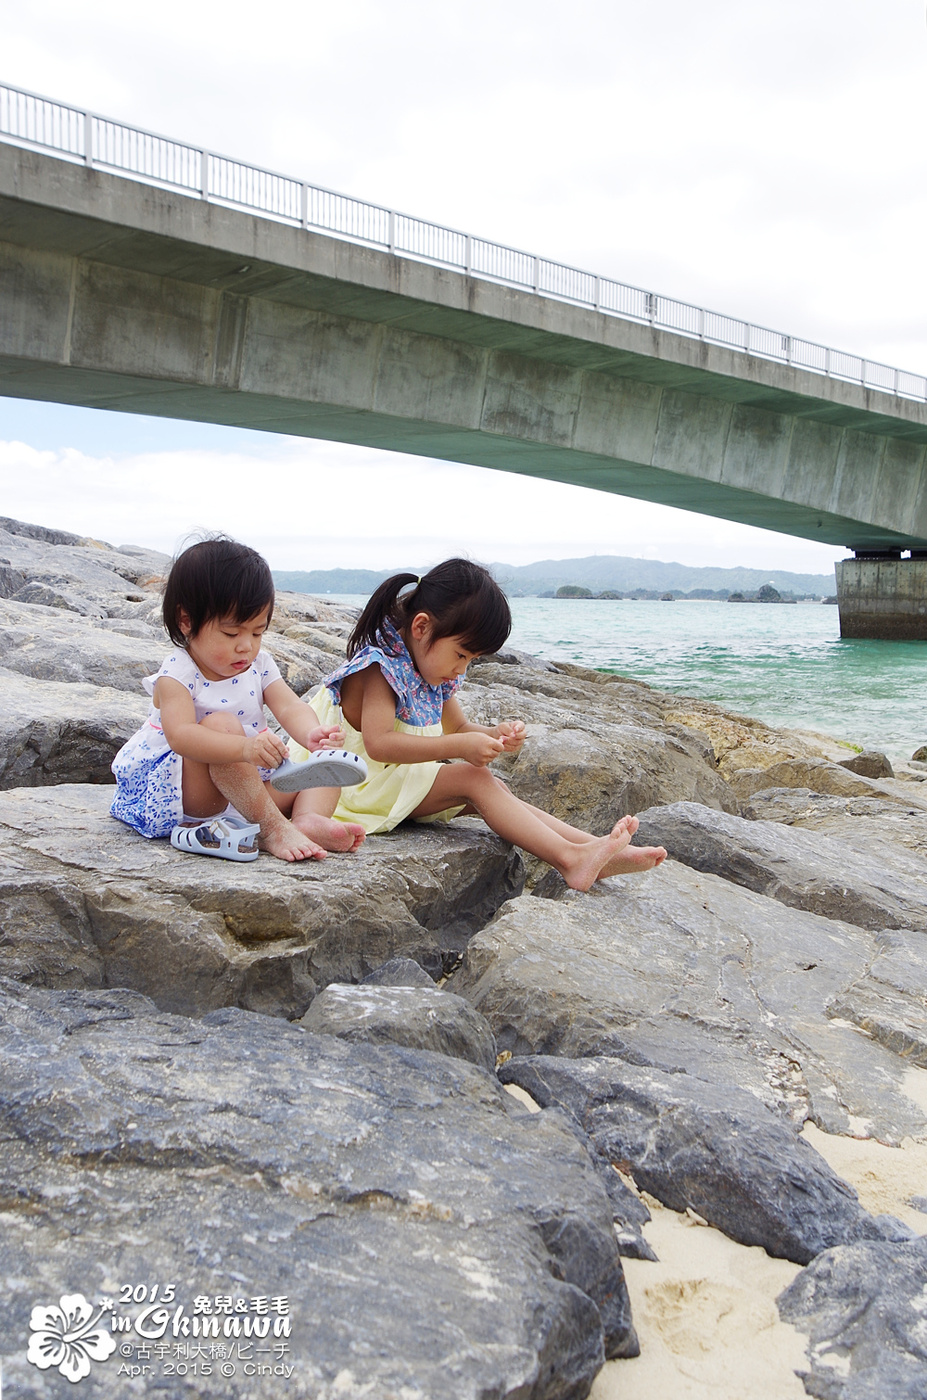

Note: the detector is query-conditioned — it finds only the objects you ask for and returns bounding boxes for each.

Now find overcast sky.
[2,0,924,575]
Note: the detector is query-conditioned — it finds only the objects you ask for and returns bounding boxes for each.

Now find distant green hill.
[274,555,836,600]
[274,567,413,595]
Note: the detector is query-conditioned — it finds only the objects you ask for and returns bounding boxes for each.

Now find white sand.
[590,1202,808,1400]
[505,1071,927,1399]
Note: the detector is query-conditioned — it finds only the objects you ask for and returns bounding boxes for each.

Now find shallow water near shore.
[325,594,927,764]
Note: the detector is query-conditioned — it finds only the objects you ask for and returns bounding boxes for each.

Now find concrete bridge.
[1,114,926,636]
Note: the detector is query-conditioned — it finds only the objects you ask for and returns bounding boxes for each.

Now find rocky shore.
[1,514,926,1399]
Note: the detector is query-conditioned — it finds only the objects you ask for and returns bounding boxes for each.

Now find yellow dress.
[288,686,464,835]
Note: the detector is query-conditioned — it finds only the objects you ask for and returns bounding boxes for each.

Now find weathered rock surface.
[0,786,523,1016]
[743,787,927,860]
[777,1237,927,1399]
[499,1055,894,1265]
[0,668,147,788]
[633,801,927,931]
[448,866,927,1143]
[0,981,637,1399]
[300,981,498,1071]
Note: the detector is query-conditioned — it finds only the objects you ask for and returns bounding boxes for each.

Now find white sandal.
[170,817,261,861]
[270,749,367,793]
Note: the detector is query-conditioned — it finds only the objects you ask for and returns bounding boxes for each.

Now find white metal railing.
[2,79,925,405]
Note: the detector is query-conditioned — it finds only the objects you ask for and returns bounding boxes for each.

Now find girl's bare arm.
[442,696,526,754]
[263,678,344,752]
[359,667,504,767]
[155,676,287,767]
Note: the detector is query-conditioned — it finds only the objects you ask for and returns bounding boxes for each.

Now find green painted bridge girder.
[2,143,927,552]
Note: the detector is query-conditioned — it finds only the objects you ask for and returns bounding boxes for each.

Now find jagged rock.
[838,749,895,780]
[0,786,523,1017]
[447,866,927,1143]
[632,801,927,931]
[743,787,927,860]
[0,595,167,690]
[499,1055,890,1265]
[728,756,904,802]
[0,669,147,788]
[361,955,437,987]
[777,1237,927,1399]
[912,745,927,762]
[300,982,498,1071]
[0,981,637,1399]
[0,517,170,598]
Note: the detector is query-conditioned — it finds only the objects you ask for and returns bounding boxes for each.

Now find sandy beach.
[509,1066,927,1398]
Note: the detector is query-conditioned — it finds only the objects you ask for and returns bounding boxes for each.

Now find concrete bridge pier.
[835,554,927,640]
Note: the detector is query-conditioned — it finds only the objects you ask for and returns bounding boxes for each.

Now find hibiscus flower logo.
[27,1293,117,1382]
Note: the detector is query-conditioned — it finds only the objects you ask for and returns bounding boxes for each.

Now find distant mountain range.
[273,555,837,600]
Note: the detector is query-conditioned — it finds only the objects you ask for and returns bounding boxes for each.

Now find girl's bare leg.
[291,788,366,852]
[508,801,666,874]
[183,715,328,862]
[411,766,653,892]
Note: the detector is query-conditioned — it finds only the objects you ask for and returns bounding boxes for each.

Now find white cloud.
[0,437,842,576]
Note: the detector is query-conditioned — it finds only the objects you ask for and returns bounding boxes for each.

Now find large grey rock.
[633,801,927,931]
[0,981,637,1399]
[300,982,498,1071]
[778,1238,927,1399]
[361,954,437,987]
[0,786,523,1017]
[447,865,927,1143]
[499,1055,890,1265]
[0,669,147,788]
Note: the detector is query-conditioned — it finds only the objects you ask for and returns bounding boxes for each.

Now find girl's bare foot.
[557,816,636,892]
[597,843,667,879]
[258,812,328,862]
[292,812,366,852]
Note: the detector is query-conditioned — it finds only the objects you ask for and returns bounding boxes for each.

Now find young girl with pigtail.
[289,558,666,890]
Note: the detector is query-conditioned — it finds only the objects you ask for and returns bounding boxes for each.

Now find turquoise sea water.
[325,595,927,764]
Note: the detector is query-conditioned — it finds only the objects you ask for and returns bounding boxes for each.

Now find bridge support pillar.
[835,555,927,640]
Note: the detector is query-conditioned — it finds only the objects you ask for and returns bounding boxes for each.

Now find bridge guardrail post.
[84,111,93,168]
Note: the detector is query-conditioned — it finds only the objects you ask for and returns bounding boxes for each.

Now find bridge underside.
[2,144,927,632]
[3,351,925,554]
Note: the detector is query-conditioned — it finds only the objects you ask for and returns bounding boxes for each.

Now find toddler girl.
[288,558,666,890]
[111,537,366,862]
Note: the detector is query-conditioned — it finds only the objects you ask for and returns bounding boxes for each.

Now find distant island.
[274,554,836,602]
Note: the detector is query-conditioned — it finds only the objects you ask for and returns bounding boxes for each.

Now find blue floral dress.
[288,619,464,834]
[110,649,282,838]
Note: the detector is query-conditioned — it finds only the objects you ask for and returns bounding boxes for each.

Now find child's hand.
[458,732,505,767]
[495,720,526,754]
[307,725,345,752]
[245,730,289,768]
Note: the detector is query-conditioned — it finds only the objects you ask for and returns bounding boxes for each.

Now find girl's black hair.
[348,557,511,659]
[162,536,275,646]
